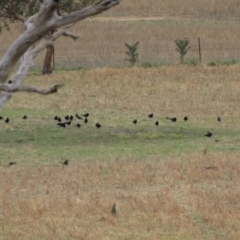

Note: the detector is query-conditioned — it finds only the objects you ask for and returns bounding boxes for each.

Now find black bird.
[148,113,153,118]
[111,203,117,216]
[82,113,89,118]
[23,115,27,120]
[217,117,221,122]
[204,131,212,137]
[63,160,69,166]
[9,162,16,166]
[75,123,81,128]
[57,122,66,128]
[69,115,74,121]
[5,118,10,123]
[75,114,83,120]
[95,123,101,128]
[57,117,62,122]
[167,117,177,122]
[0,116,3,120]
[84,118,88,124]
[54,116,58,121]
[65,121,71,126]
[133,119,137,124]
[183,116,188,121]
[65,115,69,121]
[155,121,159,126]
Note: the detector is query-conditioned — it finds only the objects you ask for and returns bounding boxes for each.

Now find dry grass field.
[1,153,240,240]
[101,0,240,18]
[1,0,240,239]
[0,66,240,239]
[1,0,240,68]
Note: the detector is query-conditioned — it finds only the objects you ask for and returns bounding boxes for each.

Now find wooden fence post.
[198,37,202,63]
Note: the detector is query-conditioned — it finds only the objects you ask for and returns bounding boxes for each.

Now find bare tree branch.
[0,0,120,84]
[12,14,26,23]
[0,83,64,95]
[53,0,120,28]
[0,28,79,109]
[0,0,120,110]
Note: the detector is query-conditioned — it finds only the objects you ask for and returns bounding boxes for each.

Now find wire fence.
[1,19,240,70]
[28,48,240,71]
[42,46,240,70]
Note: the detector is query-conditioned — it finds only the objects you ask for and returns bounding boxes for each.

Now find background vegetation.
[0,0,240,239]
[0,66,240,239]
[1,0,240,69]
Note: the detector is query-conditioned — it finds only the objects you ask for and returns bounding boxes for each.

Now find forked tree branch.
[0,0,120,109]
[0,83,64,95]
[0,0,120,83]
[0,29,80,109]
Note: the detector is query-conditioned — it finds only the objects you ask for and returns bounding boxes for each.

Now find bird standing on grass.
[95,123,101,128]
[111,203,117,216]
[9,162,16,166]
[82,113,89,118]
[166,117,177,122]
[63,160,69,166]
[183,116,188,121]
[75,114,83,120]
[65,121,71,126]
[217,117,221,122]
[57,122,66,128]
[23,115,27,120]
[133,119,137,124]
[155,121,159,126]
[204,131,212,137]
[5,118,10,123]
[148,113,153,118]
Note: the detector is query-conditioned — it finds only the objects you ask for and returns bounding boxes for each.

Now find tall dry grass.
[0,1,240,237]
[102,0,240,18]
[9,65,240,123]
[0,152,240,239]
[1,1,240,68]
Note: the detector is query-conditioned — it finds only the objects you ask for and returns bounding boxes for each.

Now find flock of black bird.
[1,113,222,214]
[0,112,222,139]
[1,112,222,168]
[132,113,220,138]
[0,116,9,123]
[53,113,101,129]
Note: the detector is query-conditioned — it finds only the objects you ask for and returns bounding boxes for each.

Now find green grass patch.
[1,109,240,166]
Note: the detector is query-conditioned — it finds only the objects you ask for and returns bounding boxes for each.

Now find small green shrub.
[222,59,237,65]
[174,38,190,64]
[208,61,217,67]
[141,61,158,68]
[125,41,140,66]
[208,59,237,67]
[185,59,198,66]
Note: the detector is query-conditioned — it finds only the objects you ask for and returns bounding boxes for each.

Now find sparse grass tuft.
[141,61,159,68]
[208,59,237,67]
[185,58,199,66]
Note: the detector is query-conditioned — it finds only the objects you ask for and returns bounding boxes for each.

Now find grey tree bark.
[0,0,120,110]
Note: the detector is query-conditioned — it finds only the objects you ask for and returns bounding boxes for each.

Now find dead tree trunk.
[42,26,56,74]
[0,0,120,110]
[42,44,54,74]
